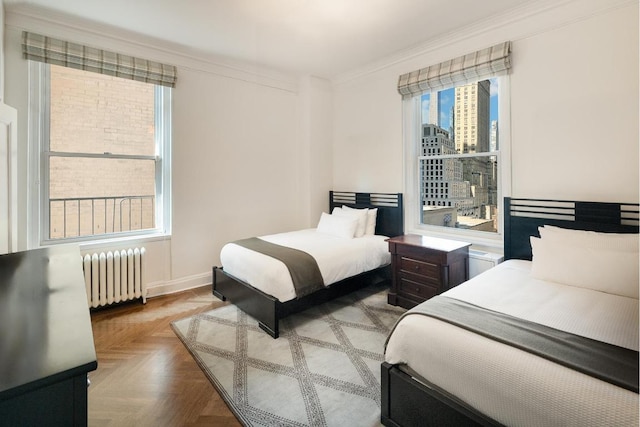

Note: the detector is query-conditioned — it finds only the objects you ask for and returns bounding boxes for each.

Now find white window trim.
[403,75,512,250]
[0,102,19,254]
[27,62,172,249]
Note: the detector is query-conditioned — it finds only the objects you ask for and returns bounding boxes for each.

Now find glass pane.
[49,64,155,156]
[419,78,499,232]
[420,156,498,232]
[49,157,156,239]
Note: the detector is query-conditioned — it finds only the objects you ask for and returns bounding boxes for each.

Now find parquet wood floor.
[88,286,242,427]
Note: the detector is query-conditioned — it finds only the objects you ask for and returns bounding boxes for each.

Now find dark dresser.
[387,234,470,309]
[0,245,98,427]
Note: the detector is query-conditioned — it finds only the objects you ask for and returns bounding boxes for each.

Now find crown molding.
[332,0,636,85]
[4,4,300,93]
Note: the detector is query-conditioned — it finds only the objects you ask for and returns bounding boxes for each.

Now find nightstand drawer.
[399,270,440,287]
[398,277,440,301]
[395,244,443,264]
[399,257,440,280]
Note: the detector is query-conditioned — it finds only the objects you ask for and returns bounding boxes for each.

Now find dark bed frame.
[381,197,639,427]
[212,191,404,338]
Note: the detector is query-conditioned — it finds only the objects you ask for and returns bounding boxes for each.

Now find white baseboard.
[146,271,211,298]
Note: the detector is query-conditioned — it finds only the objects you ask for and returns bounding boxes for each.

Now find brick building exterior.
[49,65,156,238]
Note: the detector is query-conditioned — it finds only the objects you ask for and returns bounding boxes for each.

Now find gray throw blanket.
[387,296,639,393]
[232,237,324,299]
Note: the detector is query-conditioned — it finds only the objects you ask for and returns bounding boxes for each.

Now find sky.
[421,77,499,129]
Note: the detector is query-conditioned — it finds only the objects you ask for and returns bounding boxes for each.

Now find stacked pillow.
[530,225,639,298]
[316,212,359,239]
[315,206,378,238]
[342,205,378,236]
[333,206,368,237]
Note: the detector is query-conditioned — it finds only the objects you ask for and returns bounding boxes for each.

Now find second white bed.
[385,260,639,426]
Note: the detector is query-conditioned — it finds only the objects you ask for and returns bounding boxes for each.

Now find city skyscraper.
[428,91,439,126]
[453,80,490,154]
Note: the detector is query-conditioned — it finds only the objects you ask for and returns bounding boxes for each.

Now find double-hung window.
[399,42,512,244]
[23,32,175,246]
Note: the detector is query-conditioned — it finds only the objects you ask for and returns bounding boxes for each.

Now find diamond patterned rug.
[171,283,406,427]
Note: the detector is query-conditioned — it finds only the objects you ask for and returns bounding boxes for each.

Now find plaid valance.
[397,41,511,98]
[22,31,177,88]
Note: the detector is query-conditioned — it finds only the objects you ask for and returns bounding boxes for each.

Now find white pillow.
[316,212,357,239]
[365,208,378,235]
[530,236,639,299]
[340,206,379,235]
[538,225,639,252]
[334,206,368,238]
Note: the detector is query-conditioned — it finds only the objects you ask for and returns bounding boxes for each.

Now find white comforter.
[220,229,390,302]
[385,260,639,426]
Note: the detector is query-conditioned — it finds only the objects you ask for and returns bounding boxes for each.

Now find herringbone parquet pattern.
[88,286,241,427]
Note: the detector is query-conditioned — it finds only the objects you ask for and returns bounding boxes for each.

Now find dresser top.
[387,234,471,252]
[0,245,97,399]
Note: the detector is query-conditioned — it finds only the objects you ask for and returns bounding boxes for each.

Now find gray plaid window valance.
[397,41,511,98]
[22,31,177,88]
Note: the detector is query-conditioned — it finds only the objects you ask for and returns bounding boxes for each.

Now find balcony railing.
[49,195,155,239]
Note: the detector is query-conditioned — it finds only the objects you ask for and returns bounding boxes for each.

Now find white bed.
[220,229,391,302]
[381,198,640,426]
[385,259,639,426]
[213,191,404,338]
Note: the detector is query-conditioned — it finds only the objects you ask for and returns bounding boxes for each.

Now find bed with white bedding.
[213,191,404,338]
[381,197,639,427]
[220,229,391,303]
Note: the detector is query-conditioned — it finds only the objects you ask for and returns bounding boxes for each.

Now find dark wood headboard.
[330,191,404,238]
[504,197,639,260]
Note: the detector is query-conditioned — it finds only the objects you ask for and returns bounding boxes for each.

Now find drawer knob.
[414,265,420,271]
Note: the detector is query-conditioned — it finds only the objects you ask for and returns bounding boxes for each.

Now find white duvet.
[385,260,639,426]
[220,229,390,302]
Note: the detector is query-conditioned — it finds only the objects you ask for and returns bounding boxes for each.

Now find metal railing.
[49,195,155,239]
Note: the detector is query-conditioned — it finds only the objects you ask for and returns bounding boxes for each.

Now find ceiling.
[5,0,541,78]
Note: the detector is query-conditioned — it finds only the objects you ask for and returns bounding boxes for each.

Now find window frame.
[27,61,172,248]
[403,75,511,249]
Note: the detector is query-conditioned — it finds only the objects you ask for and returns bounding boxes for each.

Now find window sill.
[79,233,171,252]
[36,232,171,252]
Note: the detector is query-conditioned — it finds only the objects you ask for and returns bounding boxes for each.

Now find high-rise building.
[453,80,494,223]
[454,80,490,154]
[428,91,439,126]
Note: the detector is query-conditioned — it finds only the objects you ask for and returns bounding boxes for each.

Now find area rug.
[171,283,406,427]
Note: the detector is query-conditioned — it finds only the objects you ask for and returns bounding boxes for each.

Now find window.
[398,42,511,243]
[24,32,174,246]
[419,79,499,233]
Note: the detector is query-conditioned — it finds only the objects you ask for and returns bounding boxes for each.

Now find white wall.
[333,0,639,237]
[510,6,638,200]
[333,71,403,193]
[299,75,334,225]
[3,6,333,295]
[0,0,5,102]
[171,67,302,281]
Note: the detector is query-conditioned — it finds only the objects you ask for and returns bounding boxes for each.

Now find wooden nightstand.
[387,234,471,309]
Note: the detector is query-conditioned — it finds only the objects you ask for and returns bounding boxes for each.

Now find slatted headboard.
[330,191,404,238]
[504,197,639,260]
